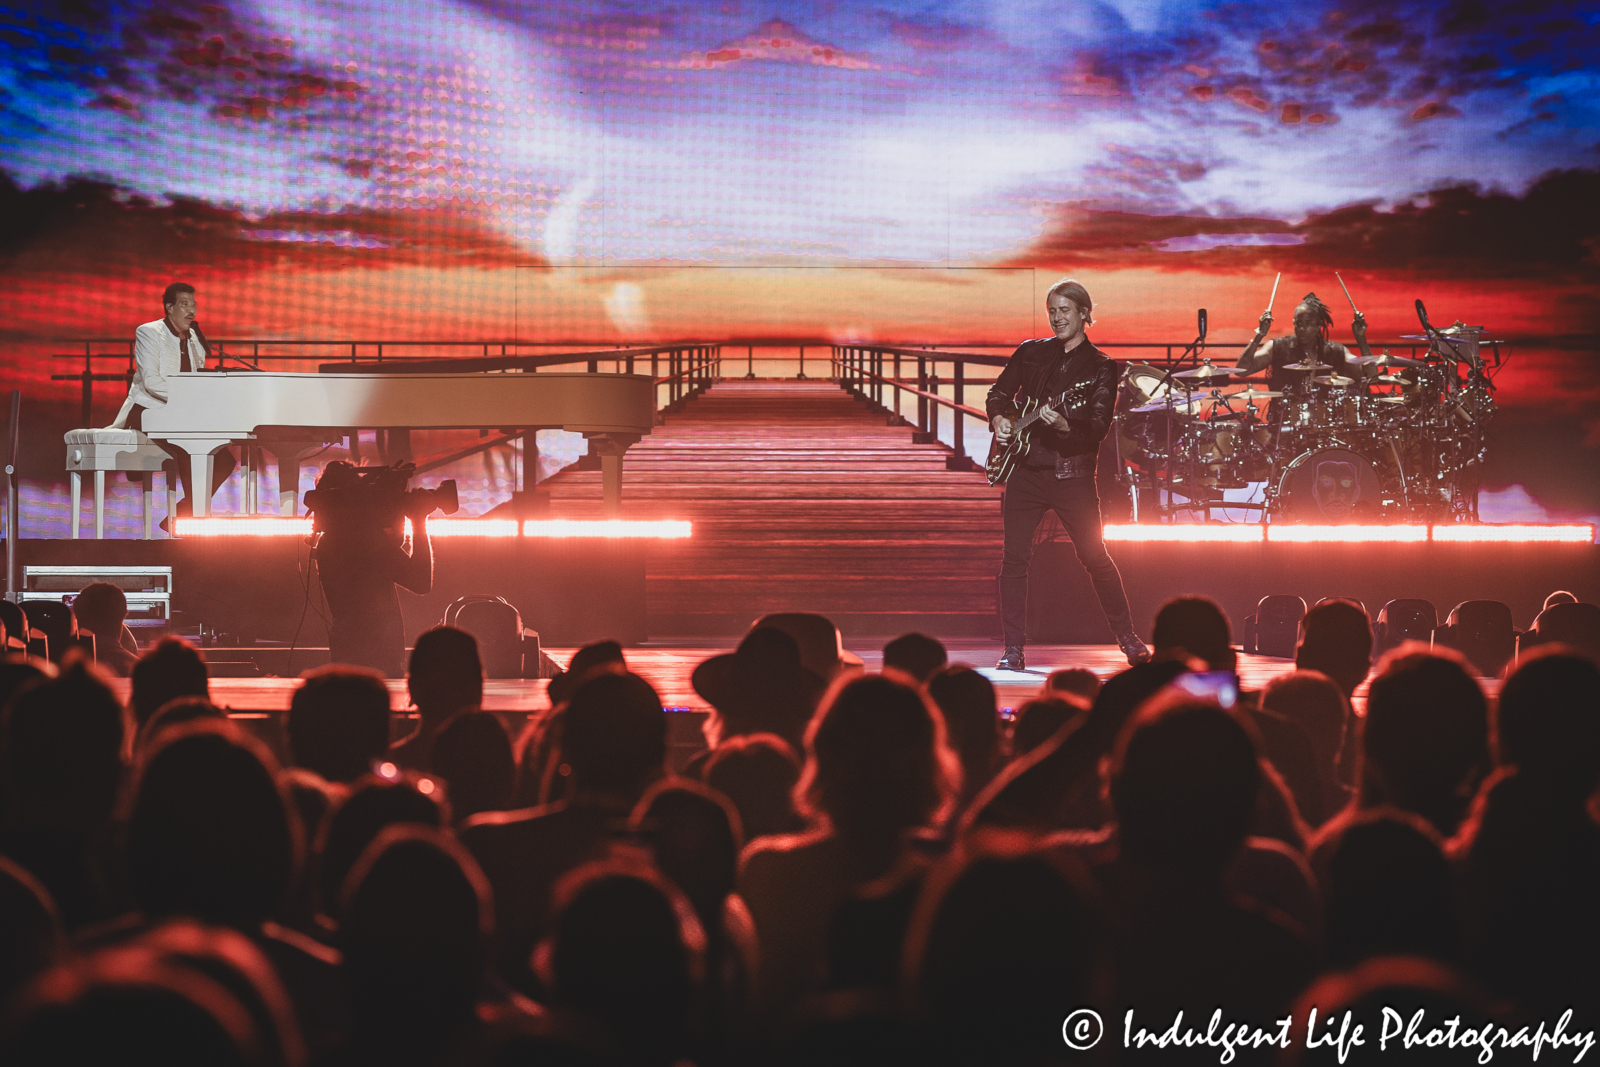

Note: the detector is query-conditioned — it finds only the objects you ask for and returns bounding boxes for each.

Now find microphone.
[1197,308,1207,342]
[1414,299,1431,333]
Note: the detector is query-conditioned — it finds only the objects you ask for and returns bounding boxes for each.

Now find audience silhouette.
[0,662,125,929]
[1326,644,1489,841]
[429,711,515,823]
[1451,647,1600,1012]
[925,666,1001,807]
[702,732,806,842]
[881,632,948,684]
[1098,693,1316,1023]
[0,590,1595,1062]
[338,826,494,1065]
[738,673,959,1029]
[70,582,140,677]
[287,666,394,785]
[389,627,483,772]
[129,635,209,730]
[462,671,666,995]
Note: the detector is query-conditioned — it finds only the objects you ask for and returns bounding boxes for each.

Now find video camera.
[303,461,458,532]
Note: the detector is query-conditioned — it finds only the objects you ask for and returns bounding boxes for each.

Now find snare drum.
[1312,378,1359,429]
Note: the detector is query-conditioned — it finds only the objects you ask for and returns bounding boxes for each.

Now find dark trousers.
[999,466,1134,647]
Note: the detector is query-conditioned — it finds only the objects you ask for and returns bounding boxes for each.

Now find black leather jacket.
[985,337,1119,479]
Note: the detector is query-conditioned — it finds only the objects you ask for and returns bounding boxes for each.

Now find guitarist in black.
[986,279,1150,671]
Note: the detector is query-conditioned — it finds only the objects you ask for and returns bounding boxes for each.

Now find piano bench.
[64,429,179,540]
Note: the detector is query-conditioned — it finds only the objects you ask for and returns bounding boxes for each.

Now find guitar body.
[985,393,1042,486]
[985,381,1093,486]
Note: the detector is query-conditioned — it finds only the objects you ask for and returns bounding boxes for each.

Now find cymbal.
[1231,388,1283,400]
[1174,363,1242,382]
[1281,359,1332,372]
[1372,374,1412,386]
[1130,398,1210,415]
[1348,352,1426,368]
[1314,375,1356,388]
[1400,325,1486,340]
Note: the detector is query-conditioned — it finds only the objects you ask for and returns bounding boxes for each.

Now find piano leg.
[264,442,327,516]
[169,439,235,518]
[70,471,81,539]
[94,471,105,539]
[584,433,640,519]
[244,446,257,515]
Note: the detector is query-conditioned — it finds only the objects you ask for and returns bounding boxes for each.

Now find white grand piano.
[140,370,657,517]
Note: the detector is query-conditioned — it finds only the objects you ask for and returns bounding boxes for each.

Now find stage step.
[537,380,1003,637]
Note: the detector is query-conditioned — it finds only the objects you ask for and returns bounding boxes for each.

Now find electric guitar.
[985,380,1095,486]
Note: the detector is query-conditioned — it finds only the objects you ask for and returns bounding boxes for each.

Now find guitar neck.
[1017,386,1085,430]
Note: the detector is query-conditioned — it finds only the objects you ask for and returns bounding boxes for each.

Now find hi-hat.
[1372,374,1412,386]
[1231,387,1283,400]
[1281,359,1332,372]
[1314,375,1356,388]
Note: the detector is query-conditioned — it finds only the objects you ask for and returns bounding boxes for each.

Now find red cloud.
[673,19,875,72]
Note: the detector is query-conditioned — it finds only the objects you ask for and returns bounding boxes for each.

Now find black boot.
[1117,633,1151,666]
[996,646,1026,671]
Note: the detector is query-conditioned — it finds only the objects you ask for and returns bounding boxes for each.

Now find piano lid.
[140,371,657,438]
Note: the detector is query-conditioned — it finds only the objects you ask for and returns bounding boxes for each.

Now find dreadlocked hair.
[1294,292,1333,330]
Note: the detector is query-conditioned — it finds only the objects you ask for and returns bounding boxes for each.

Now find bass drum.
[1275,447,1385,522]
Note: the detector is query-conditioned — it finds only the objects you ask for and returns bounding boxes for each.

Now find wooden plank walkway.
[538,380,1006,637]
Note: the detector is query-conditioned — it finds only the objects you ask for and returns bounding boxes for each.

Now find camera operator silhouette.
[305,462,457,677]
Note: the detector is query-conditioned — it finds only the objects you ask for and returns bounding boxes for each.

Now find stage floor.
[105,641,1372,716]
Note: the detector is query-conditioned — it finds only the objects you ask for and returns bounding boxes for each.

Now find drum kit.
[1113,318,1498,524]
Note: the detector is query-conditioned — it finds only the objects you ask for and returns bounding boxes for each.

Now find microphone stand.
[1157,313,1207,523]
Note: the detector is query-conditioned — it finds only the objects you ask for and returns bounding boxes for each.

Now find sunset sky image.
[2,0,1598,523]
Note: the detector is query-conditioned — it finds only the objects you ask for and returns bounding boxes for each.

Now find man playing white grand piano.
[111,281,236,519]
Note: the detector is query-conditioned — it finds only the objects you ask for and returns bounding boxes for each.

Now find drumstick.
[1266,272,1281,315]
[1335,271,1360,316]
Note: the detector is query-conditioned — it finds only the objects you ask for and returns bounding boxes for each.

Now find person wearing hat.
[747,612,864,684]
[691,627,826,762]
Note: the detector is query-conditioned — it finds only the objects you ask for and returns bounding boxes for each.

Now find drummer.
[1235,291,1372,391]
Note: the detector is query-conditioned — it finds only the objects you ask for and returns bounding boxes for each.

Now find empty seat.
[1243,595,1307,658]
[1373,599,1438,656]
[1433,600,1516,677]
[21,601,81,664]
[442,595,544,680]
[0,600,39,656]
[1517,601,1600,661]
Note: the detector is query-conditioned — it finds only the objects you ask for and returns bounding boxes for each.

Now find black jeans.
[999,466,1134,646]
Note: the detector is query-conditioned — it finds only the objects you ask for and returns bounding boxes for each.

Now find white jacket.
[111,318,208,428]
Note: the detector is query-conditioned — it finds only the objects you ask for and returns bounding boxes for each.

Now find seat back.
[443,595,531,679]
[1518,601,1600,661]
[1374,598,1438,655]
[1253,595,1307,658]
[22,600,78,663]
[0,600,32,655]
[1433,599,1516,676]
